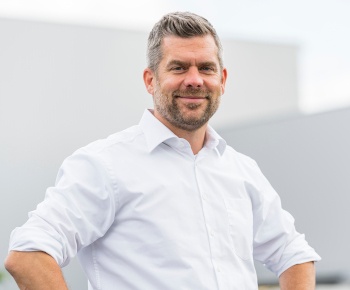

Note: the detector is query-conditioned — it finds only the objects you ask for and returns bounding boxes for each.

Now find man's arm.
[279,261,316,290]
[4,251,68,290]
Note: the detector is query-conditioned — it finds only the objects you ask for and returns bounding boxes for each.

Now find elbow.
[4,251,22,276]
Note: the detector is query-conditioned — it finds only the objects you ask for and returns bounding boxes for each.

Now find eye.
[172,66,184,71]
[200,66,215,72]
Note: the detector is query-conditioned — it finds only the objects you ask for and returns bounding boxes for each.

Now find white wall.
[219,107,350,284]
[0,17,299,288]
[219,38,299,125]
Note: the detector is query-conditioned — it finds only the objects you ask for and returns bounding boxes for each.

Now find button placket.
[194,157,222,289]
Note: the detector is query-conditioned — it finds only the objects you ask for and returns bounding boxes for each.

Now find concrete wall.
[0,17,299,288]
[219,107,350,283]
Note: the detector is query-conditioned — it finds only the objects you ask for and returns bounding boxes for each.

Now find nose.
[183,67,203,88]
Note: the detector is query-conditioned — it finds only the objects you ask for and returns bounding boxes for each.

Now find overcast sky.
[1,0,350,113]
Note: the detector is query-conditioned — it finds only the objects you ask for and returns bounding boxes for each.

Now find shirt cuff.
[8,226,67,267]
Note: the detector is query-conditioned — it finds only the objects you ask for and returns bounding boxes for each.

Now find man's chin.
[173,115,208,131]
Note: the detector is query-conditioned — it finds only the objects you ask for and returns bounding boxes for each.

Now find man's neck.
[172,126,207,155]
[153,111,207,155]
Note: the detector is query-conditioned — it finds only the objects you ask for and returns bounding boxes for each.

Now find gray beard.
[154,87,220,132]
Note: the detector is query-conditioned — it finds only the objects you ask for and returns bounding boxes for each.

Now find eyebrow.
[166,60,189,68]
[166,60,218,69]
[198,61,218,69]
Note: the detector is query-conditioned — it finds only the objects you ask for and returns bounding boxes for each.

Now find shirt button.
[217,266,221,273]
[210,231,214,237]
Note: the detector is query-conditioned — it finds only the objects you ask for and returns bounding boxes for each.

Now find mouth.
[175,96,208,105]
[173,88,210,100]
[176,95,206,99]
[175,92,210,99]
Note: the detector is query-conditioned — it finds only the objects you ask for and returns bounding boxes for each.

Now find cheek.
[162,74,184,88]
[206,80,223,93]
[159,81,179,94]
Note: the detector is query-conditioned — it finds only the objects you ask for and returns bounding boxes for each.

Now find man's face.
[145,35,227,132]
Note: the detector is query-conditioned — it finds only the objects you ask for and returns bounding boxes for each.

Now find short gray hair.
[147,12,224,72]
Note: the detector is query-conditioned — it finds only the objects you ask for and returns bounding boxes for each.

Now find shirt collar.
[139,109,227,155]
[205,125,227,156]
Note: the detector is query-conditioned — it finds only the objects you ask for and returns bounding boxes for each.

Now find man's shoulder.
[224,145,257,166]
[75,124,144,156]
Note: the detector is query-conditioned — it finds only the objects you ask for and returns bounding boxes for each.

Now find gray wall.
[1,17,301,288]
[0,19,152,288]
[219,107,350,283]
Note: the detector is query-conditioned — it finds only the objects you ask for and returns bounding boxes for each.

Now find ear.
[220,68,228,95]
[143,68,155,95]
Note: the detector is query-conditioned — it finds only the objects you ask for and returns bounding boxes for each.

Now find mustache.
[172,88,211,99]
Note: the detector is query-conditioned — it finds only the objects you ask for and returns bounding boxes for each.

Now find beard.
[153,82,221,132]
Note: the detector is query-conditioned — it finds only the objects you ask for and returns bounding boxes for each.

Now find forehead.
[160,35,219,64]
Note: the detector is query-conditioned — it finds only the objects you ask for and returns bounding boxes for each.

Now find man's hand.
[4,251,68,290]
[279,261,316,290]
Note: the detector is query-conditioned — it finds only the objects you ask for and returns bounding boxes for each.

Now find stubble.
[153,80,220,132]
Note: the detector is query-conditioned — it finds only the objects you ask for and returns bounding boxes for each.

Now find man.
[5,12,320,289]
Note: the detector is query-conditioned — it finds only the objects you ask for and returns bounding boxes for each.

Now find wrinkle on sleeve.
[246,160,321,276]
[9,147,117,267]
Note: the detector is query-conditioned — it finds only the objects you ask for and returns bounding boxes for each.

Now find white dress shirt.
[9,109,321,290]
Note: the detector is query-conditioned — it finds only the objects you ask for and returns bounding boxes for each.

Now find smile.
[175,95,209,99]
[176,96,207,103]
[178,96,205,99]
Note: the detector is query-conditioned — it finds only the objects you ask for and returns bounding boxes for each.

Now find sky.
[1,0,350,113]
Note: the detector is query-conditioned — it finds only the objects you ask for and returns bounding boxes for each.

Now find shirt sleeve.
[246,159,321,276]
[8,147,117,267]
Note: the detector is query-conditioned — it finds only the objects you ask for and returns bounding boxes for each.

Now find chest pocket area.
[226,198,253,261]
